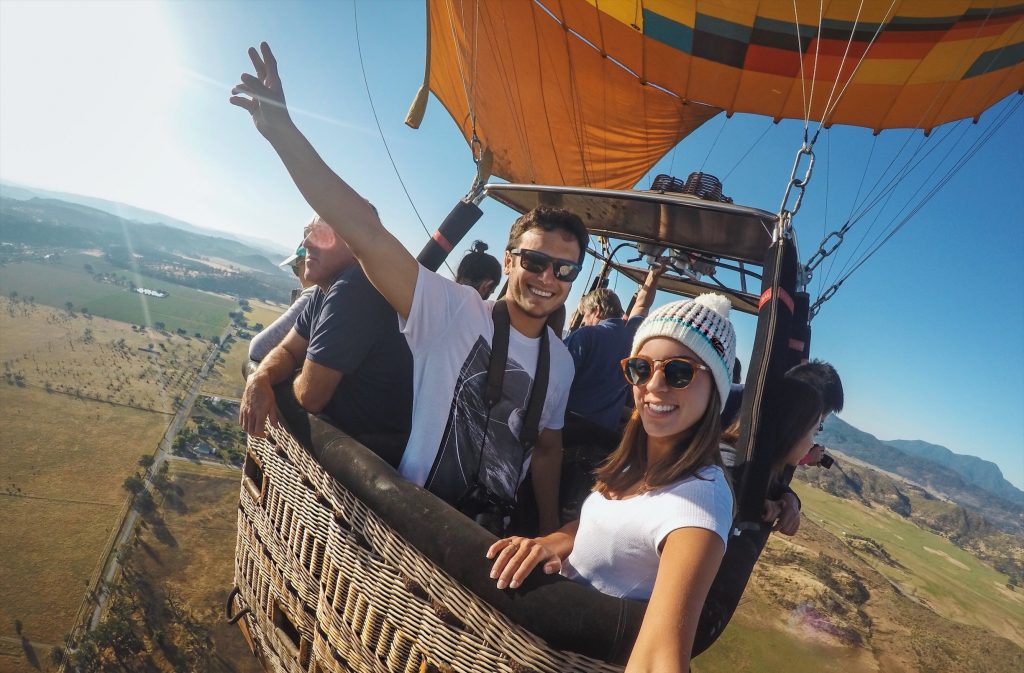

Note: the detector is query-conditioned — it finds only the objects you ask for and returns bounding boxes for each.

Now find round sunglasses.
[508,247,582,282]
[621,355,708,389]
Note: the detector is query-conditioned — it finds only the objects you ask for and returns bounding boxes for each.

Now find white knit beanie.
[631,293,736,411]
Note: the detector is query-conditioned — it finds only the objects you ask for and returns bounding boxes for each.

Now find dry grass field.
[0,298,210,670]
[1,298,209,413]
[202,299,286,399]
[0,385,169,653]
[103,460,261,672]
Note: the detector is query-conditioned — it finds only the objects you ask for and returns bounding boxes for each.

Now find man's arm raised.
[230,42,417,320]
[627,262,666,320]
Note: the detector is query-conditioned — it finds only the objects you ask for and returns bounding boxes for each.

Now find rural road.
[86,322,235,631]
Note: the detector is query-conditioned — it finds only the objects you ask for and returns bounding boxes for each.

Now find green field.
[203,299,286,399]
[800,485,1023,647]
[0,254,233,338]
[694,598,870,673]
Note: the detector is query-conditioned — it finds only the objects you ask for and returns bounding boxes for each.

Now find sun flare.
[0,0,185,189]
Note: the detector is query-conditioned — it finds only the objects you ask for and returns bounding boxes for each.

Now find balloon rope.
[722,118,774,183]
[818,130,830,299]
[822,125,951,288]
[698,114,729,175]
[820,97,1020,302]
[822,133,874,290]
[790,0,810,133]
[804,0,825,127]
[353,0,454,276]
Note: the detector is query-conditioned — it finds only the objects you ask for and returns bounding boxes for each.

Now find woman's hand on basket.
[486,536,562,590]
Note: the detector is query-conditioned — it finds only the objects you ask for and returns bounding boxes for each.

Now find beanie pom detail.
[694,293,731,320]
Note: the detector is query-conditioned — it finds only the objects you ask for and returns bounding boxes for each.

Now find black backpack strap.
[486,300,550,449]
[486,300,511,408]
[519,326,549,450]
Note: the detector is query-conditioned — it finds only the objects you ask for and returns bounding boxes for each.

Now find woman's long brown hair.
[721,377,822,482]
[594,387,723,497]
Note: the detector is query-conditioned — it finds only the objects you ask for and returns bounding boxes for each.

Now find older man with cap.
[240,214,414,467]
[248,236,317,362]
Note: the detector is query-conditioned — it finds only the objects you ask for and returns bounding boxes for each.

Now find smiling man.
[239,214,413,467]
[230,43,585,533]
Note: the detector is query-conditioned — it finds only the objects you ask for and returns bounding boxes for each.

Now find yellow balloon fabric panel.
[416,0,1024,188]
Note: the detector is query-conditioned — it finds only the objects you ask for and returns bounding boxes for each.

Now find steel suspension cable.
[816,122,959,291]
[847,100,1020,277]
[722,118,775,183]
[353,0,453,276]
[812,97,1021,316]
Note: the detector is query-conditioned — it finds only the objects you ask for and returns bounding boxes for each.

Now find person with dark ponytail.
[692,371,829,657]
[455,240,502,299]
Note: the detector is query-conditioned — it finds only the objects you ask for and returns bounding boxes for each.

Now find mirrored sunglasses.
[621,355,708,389]
[508,247,581,282]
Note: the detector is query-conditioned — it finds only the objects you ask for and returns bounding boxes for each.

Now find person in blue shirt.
[239,216,413,466]
[563,264,665,431]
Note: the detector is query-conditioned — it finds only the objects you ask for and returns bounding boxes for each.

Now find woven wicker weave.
[233,421,626,673]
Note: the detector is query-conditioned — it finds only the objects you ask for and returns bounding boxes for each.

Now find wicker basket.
[232,418,630,673]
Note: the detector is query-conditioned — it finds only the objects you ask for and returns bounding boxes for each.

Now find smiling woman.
[0,0,185,196]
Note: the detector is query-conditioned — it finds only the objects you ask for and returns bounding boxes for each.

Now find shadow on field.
[20,635,40,669]
[140,538,163,565]
[143,513,179,548]
[153,520,178,548]
[157,484,190,515]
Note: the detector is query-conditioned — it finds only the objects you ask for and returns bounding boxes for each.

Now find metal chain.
[805,216,856,317]
[777,142,816,290]
[809,282,842,319]
[776,141,859,314]
[777,142,816,234]
[805,221,851,272]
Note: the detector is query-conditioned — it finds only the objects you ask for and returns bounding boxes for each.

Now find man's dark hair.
[786,360,843,414]
[455,240,501,285]
[733,358,743,384]
[506,206,589,264]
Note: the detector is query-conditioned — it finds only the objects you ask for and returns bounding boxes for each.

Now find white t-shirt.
[398,265,575,506]
[562,465,733,600]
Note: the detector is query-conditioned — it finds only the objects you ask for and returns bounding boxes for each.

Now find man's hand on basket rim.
[239,372,279,438]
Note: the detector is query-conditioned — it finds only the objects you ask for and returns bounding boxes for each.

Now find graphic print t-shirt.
[398,265,575,506]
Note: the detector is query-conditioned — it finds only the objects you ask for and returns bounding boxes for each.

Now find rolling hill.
[819,416,1024,534]
[0,179,289,258]
[0,196,296,302]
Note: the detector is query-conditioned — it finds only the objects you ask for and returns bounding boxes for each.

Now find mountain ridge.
[819,415,1024,534]
[0,179,290,258]
[0,196,296,302]
[883,437,1024,507]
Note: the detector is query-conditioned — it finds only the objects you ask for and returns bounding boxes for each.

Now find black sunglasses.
[508,247,581,282]
[621,356,708,389]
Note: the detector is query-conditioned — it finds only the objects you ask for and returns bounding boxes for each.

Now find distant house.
[134,287,169,298]
[193,441,216,456]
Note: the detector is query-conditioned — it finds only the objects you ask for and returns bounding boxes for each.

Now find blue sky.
[1,1,1021,489]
